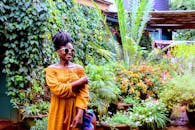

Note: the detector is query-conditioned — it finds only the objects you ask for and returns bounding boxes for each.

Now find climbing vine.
[0,0,53,118]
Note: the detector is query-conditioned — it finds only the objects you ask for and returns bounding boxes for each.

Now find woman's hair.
[52,31,73,50]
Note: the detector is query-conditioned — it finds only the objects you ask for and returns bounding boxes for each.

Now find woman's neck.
[59,60,70,67]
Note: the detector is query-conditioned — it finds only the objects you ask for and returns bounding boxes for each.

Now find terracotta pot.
[98,123,131,130]
[114,124,131,130]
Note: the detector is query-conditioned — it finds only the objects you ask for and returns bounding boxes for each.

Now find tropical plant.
[85,63,120,117]
[115,0,154,68]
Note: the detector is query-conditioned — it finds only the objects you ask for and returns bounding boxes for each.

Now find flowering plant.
[115,63,166,100]
[128,98,170,130]
[101,98,170,130]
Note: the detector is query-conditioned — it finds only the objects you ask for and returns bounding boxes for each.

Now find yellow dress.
[46,66,89,130]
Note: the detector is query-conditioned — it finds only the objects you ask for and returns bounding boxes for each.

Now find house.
[100,0,195,46]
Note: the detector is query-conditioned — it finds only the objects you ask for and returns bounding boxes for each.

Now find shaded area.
[0,120,27,130]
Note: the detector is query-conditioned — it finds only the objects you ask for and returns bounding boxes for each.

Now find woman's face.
[57,43,75,61]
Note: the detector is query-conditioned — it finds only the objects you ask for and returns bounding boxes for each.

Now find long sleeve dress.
[46,66,89,130]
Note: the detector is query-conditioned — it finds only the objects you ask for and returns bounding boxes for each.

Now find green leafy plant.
[123,96,139,105]
[30,117,48,130]
[102,111,131,126]
[85,63,120,117]
[1,0,52,118]
[62,2,115,65]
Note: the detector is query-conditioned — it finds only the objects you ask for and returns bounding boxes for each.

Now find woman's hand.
[79,76,89,84]
[71,109,84,128]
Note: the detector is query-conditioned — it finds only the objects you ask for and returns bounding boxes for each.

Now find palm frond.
[115,0,154,68]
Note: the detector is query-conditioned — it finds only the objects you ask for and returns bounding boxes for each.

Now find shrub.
[115,63,165,100]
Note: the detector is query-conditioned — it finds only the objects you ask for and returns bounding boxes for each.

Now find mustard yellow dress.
[46,66,89,130]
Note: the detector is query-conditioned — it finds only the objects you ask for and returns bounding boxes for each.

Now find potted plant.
[128,98,170,130]
[159,73,195,125]
[101,111,132,130]
[100,98,170,130]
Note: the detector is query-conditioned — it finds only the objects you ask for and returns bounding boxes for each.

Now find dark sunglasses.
[60,48,75,54]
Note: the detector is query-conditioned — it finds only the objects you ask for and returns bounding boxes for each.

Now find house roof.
[104,10,195,29]
[148,10,195,29]
[94,0,113,5]
[76,0,113,11]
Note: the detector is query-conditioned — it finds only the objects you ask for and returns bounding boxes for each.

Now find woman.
[46,31,89,130]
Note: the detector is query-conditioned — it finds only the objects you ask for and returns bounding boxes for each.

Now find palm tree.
[115,0,154,68]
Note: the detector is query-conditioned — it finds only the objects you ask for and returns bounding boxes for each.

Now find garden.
[0,0,195,130]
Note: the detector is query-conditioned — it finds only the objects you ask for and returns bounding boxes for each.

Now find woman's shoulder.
[46,63,84,70]
[70,63,84,70]
[46,63,60,69]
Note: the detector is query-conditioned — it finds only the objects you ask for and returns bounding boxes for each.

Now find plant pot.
[170,105,189,126]
[116,103,133,111]
[99,123,131,130]
[114,124,131,130]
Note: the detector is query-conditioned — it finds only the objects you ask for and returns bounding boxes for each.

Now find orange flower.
[129,88,134,94]
[144,78,153,86]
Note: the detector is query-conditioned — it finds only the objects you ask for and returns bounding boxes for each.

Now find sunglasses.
[60,48,75,54]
